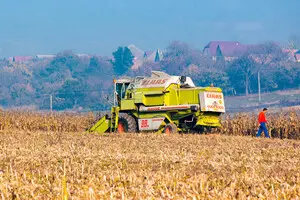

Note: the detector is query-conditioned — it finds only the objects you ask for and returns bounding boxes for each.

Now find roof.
[144,49,163,62]
[203,41,249,57]
[295,50,300,54]
[144,51,154,57]
[128,45,144,59]
[130,47,165,70]
[143,51,156,63]
[13,56,33,63]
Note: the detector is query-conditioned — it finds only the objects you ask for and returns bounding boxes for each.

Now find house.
[203,41,249,61]
[143,49,164,62]
[129,44,164,69]
[12,56,33,63]
[295,50,300,62]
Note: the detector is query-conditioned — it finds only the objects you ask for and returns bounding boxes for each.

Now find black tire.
[118,113,137,133]
[163,123,178,134]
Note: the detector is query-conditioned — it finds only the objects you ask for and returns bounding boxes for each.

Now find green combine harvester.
[88,71,225,134]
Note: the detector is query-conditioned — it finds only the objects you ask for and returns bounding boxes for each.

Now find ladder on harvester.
[110,106,119,132]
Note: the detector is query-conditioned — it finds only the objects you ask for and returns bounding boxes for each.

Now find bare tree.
[230,53,256,96]
[229,42,287,96]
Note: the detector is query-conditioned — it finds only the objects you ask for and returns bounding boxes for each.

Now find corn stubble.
[0,111,300,199]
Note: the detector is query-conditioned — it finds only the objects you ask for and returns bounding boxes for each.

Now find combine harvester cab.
[88,71,225,134]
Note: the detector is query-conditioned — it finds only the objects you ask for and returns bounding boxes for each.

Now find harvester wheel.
[163,123,178,134]
[118,113,137,133]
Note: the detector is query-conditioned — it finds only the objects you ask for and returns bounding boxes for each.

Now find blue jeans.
[256,122,270,138]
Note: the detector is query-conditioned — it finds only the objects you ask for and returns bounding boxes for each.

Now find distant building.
[143,49,164,62]
[12,56,33,63]
[129,44,164,69]
[203,41,249,61]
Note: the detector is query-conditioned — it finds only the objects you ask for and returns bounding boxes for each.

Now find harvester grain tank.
[88,71,225,134]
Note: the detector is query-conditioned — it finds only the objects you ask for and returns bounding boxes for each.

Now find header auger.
[88,71,225,134]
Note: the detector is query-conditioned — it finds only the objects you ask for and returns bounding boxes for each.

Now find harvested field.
[1,131,300,199]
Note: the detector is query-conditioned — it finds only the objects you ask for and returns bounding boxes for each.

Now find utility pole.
[50,94,53,113]
[258,72,261,103]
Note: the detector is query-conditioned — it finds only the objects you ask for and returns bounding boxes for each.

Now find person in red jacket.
[256,108,270,138]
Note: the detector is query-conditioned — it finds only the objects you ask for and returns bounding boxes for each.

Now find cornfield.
[1,110,300,199]
[0,111,93,132]
[1,110,300,139]
[220,111,300,139]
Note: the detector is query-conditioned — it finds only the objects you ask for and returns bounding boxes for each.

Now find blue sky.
[0,0,299,57]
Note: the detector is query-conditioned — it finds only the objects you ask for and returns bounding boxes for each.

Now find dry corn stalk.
[0,110,299,139]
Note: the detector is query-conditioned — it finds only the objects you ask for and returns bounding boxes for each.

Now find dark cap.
[263,108,268,111]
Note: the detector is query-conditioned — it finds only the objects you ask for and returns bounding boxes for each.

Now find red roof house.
[13,56,33,63]
[203,41,250,61]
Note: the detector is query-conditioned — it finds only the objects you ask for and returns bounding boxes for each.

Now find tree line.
[0,40,300,111]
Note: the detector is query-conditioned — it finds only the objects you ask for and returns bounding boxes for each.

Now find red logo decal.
[141,119,149,128]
